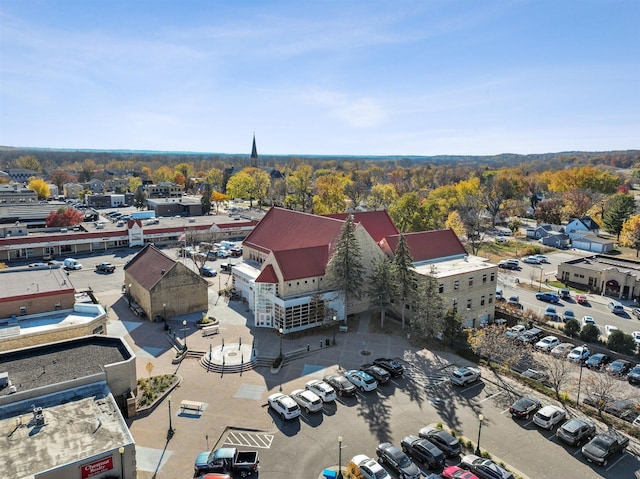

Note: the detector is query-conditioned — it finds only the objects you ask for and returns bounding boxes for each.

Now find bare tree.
[537,354,574,401]
[469,325,532,369]
[580,370,627,418]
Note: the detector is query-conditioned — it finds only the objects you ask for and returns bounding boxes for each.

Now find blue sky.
[1,0,638,156]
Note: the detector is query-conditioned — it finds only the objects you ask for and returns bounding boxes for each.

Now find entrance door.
[257,313,272,328]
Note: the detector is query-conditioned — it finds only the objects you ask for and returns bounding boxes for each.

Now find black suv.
[607,360,633,377]
[375,442,421,479]
[418,426,462,457]
[323,374,356,397]
[360,364,391,384]
[585,353,611,370]
[627,365,640,385]
[373,358,404,377]
[400,435,445,469]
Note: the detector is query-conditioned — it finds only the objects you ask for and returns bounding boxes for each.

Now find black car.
[585,353,611,370]
[360,363,391,384]
[418,426,462,457]
[373,357,404,377]
[509,397,542,419]
[400,435,445,469]
[607,360,633,377]
[557,418,596,446]
[375,442,421,479]
[627,365,640,385]
[323,374,356,397]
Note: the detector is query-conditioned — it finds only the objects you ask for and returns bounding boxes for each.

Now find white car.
[567,346,590,362]
[450,367,481,386]
[290,389,323,413]
[345,370,378,392]
[350,454,391,479]
[582,316,596,326]
[533,405,566,429]
[535,336,560,352]
[533,254,549,263]
[506,325,526,339]
[267,393,300,420]
[305,379,337,402]
[632,331,640,345]
[605,324,619,336]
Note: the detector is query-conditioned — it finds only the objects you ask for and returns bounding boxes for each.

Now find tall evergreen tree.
[391,234,417,329]
[603,193,637,240]
[411,265,445,338]
[201,183,213,215]
[326,215,365,323]
[133,188,147,210]
[368,257,395,328]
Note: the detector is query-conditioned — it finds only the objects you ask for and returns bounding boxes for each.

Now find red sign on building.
[81,456,114,479]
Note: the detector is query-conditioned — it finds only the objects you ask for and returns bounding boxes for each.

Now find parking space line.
[572,447,582,456]
[605,452,629,471]
[478,391,504,403]
[500,407,511,415]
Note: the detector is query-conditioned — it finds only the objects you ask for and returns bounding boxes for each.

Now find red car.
[576,294,589,305]
[442,465,479,479]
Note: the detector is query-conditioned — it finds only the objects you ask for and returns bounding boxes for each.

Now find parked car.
[267,393,300,420]
[350,454,391,479]
[536,292,560,303]
[201,265,217,277]
[585,353,611,370]
[323,374,357,397]
[442,466,480,479]
[627,365,640,385]
[557,418,596,446]
[450,367,481,386]
[605,324,619,336]
[63,258,83,270]
[517,328,543,344]
[290,389,323,413]
[521,369,548,383]
[506,295,522,309]
[418,426,462,457]
[495,289,504,301]
[372,357,404,377]
[567,346,590,362]
[505,325,526,339]
[562,309,575,322]
[581,316,596,326]
[581,431,629,466]
[605,398,640,422]
[460,455,515,479]
[360,363,391,384]
[535,336,560,352]
[533,405,566,429]
[400,435,445,469]
[509,397,542,419]
[558,287,570,298]
[576,294,589,305]
[551,342,574,358]
[607,359,633,377]
[534,254,549,263]
[543,306,558,321]
[305,379,337,402]
[632,331,640,345]
[375,442,421,479]
[522,256,541,264]
[632,308,640,319]
[193,447,259,476]
[345,370,378,392]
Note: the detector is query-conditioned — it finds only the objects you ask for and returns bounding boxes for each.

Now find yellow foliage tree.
[445,211,466,237]
[620,215,640,257]
[28,178,50,199]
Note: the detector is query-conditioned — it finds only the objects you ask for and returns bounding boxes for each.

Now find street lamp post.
[167,395,174,439]
[576,348,585,408]
[128,283,132,301]
[119,446,124,479]
[538,267,544,292]
[163,303,167,321]
[182,320,188,350]
[337,436,343,479]
[475,414,484,455]
[279,327,283,358]
[332,315,337,345]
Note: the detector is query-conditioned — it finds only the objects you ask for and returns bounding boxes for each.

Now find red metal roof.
[255,264,278,283]
[382,229,467,261]
[273,245,329,281]
[243,208,345,254]
[323,210,399,243]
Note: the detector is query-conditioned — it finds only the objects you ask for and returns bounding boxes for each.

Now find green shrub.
[435,422,443,430]
[580,324,601,343]
[563,319,580,338]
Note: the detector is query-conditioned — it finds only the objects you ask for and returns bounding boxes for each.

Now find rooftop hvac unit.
[34,414,45,426]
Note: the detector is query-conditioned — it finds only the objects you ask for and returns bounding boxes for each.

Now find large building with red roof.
[233,208,498,332]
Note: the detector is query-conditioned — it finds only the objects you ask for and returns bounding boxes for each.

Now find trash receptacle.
[322,469,337,479]
[325,338,331,346]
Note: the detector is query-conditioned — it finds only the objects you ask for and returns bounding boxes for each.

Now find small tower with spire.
[250,133,258,167]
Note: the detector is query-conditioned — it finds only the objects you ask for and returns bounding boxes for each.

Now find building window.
[454,280,459,290]
[466,299,472,309]
[452,299,458,312]
[439,284,444,293]
[489,294,493,304]
[490,272,495,282]
[482,274,487,284]
[481,296,485,306]
[54,302,61,310]
[19,306,27,315]
[468,277,473,287]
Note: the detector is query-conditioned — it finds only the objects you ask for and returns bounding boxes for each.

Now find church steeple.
[250,133,258,167]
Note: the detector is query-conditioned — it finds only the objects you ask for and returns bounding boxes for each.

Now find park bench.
[201,325,220,337]
[180,400,204,414]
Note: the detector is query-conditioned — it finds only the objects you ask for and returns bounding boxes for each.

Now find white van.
[63,258,82,270]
